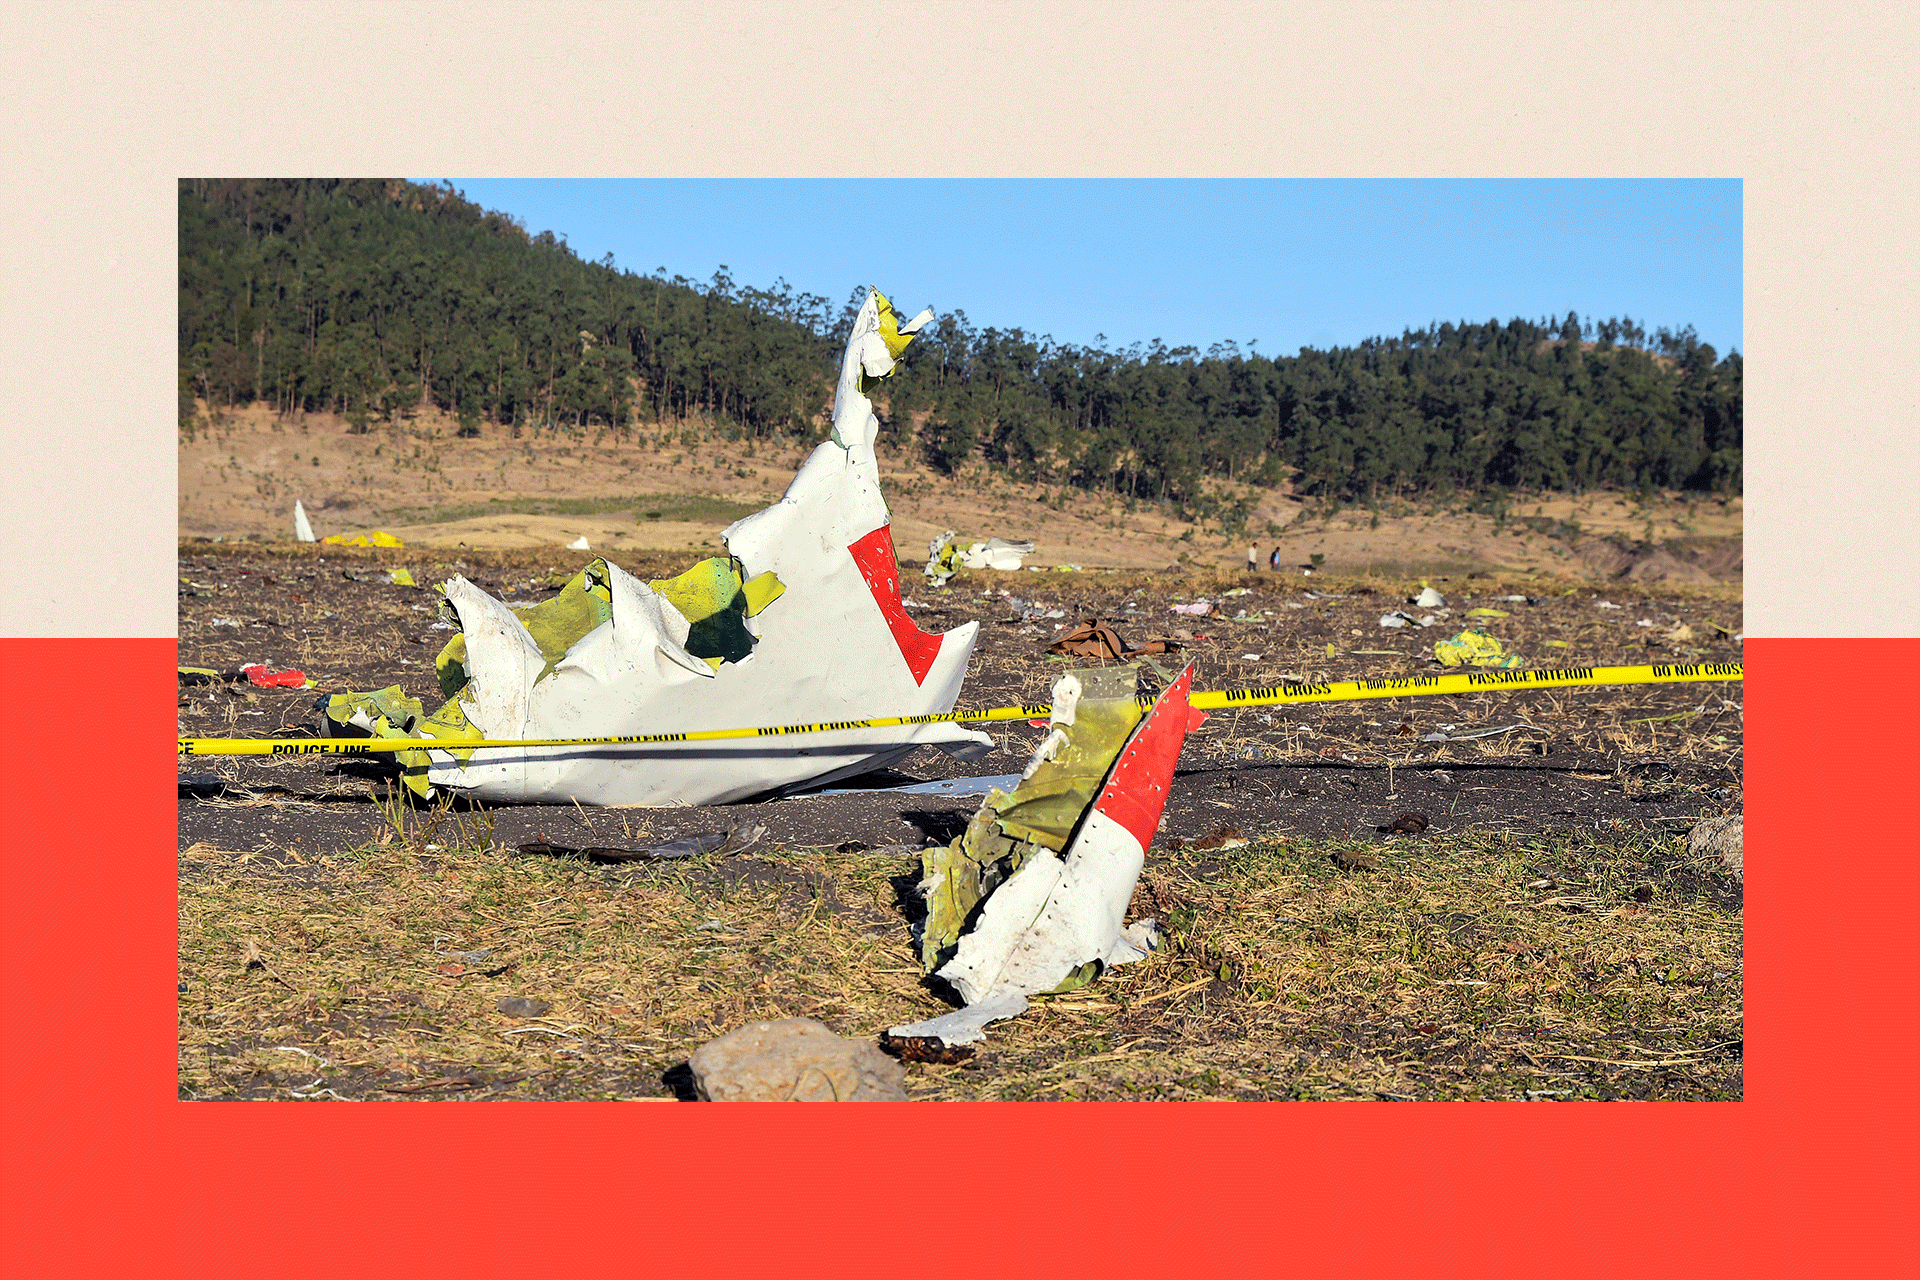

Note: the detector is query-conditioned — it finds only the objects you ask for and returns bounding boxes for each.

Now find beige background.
[1,2,1914,637]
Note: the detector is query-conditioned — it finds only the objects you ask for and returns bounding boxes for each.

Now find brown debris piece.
[496,996,550,1017]
[1385,812,1430,834]
[1175,824,1247,852]
[1044,618,1183,659]
[1330,849,1378,872]
[881,1033,976,1065]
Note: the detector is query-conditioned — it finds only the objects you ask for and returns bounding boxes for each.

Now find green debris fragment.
[925,534,966,585]
[514,563,615,683]
[434,632,469,699]
[1433,629,1526,669]
[647,557,785,672]
[321,685,483,797]
[855,288,925,396]
[917,665,1144,990]
[740,569,785,616]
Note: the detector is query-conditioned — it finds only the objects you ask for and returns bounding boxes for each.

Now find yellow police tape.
[177,661,1741,757]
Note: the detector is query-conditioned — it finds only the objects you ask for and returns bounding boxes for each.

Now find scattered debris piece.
[566,535,591,551]
[240,663,308,688]
[1631,885,1656,904]
[321,530,405,548]
[1465,607,1510,619]
[1383,812,1429,834]
[1687,813,1743,881]
[1175,824,1248,851]
[688,1017,908,1101]
[923,531,1036,583]
[1170,600,1213,616]
[893,663,1203,1048]
[963,537,1036,570]
[1419,723,1547,744]
[834,839,871,854]
[1044,618,1182,659]
[1330,849,1378,872]
[804,773,1024,798]
[514,825,764,863]
[387,568,415,587]
[317,290,991,805]
[924,531,963,585]
[496,996,550,1018]
[1433,630,1525,668]
[1379,610,1417,628]
[294,500,315,543]
[880,1033,975,1064]
[1414,586,1446,608]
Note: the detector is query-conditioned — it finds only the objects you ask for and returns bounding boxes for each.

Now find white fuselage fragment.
[420,291,988,807]
[889,668,1198,1046]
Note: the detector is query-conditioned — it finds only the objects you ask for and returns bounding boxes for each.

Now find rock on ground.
[1689,813,1743,881]
[689,1017,908,1102]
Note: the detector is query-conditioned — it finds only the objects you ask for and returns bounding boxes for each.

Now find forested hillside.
[180,179,1741,508]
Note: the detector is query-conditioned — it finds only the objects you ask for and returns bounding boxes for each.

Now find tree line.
[180,178,1741,506]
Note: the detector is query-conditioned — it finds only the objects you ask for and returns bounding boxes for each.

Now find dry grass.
[178,796,1741,1102]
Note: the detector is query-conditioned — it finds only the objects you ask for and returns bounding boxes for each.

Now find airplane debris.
[1045,618,1182,659]
[1433,630,1525,668]
[315,288,990,806]
[321,530,405,548]
[891,663,1205,1047]
[294,501,315,542]
[924,530,1037,584]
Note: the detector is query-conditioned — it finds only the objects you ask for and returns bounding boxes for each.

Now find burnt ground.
[177,541,1743,1102]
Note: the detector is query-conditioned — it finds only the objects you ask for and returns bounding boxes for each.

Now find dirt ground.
[180,403,1742,580]
[177,538,1743,1102]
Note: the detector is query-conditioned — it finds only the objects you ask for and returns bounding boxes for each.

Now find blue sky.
[443,179,1741,358]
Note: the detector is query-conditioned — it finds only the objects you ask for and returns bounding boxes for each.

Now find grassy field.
[178,813,1740,1102]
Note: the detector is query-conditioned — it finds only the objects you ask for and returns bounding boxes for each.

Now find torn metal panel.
[915,665,1143,976]
[320,685,483,797]
[958,537,1035,571]
[1433,629,1525,668]
[924,530,1035,583]
[319,288,987,807]
[893,665,1204,1048]
[938,666,1201,1004]
[320,530,404,548]
[886,993,1031,1048]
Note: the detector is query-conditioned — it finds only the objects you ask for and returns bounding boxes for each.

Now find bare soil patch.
[179,404,1740,581]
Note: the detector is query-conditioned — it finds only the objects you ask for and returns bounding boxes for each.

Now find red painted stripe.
[845,524,943,685]
[1091,664,1196,851]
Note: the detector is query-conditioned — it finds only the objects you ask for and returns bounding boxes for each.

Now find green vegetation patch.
[388,493,760,528]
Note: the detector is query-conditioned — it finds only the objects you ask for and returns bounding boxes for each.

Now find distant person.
[1247,545,1257,573]
[1269,547,1282,571]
